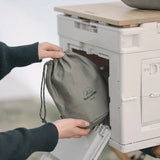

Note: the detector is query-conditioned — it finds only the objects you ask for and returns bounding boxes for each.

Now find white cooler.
[41,2,160,160]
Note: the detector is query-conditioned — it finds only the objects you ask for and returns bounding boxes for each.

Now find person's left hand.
[38,42,65,60]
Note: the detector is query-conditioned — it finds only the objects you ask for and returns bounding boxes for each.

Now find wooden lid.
[54,1,160,27]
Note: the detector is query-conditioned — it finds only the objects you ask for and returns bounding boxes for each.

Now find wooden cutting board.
[54,1,160,27]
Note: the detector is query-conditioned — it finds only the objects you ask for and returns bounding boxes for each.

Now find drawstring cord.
[40,62,48,123]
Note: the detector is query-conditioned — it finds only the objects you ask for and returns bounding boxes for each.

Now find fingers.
[47,50,65,59]
[73,119,91,136]
[74,128,91,136]
[73,119,91,137]
[74,119,90,128]
[38,42,64,60]
[53,118,90,139]
[43,42,63,52]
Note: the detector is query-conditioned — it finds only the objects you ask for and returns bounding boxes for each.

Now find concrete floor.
[0,99,157,160]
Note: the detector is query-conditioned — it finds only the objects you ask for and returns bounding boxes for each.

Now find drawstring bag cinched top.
[122,0,160,10]
[40,50,109,128]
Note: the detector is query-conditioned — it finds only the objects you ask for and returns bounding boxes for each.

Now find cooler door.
[142,58,160,125]
[41,124,111,160]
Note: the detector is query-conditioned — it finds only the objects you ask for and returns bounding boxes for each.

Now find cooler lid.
[54,2,160,27]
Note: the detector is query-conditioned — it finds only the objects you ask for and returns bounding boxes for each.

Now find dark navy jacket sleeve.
[0,123,59,160]
[0,42,41,80]
[0,42,59,160]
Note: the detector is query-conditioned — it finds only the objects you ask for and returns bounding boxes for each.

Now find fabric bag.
[40,50,109,128]
[122,0,160,10]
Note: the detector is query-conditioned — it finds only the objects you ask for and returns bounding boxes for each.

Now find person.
[0,41,91,160]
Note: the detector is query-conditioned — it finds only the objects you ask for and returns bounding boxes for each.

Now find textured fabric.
[0,41,41,80]
[44,50,109,128]
[122,0,160,10]
[0,42,59,160]
[0,123,58,160]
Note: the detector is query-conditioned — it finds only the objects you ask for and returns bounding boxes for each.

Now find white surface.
[41,124,111,160]
[142,58,160,125]
[0,0,113,101]
[58,14,160,152]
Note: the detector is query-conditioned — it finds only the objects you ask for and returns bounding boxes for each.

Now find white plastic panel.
[57,15,142,54]
[41,125,111,160]
[142,58,160,125]
[58,15,160,54]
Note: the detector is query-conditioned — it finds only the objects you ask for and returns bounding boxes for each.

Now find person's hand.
[53,118,91,139]
[38,42,65,60]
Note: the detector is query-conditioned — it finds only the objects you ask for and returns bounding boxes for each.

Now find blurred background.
[0,0,156,160]
[0,0,113,102]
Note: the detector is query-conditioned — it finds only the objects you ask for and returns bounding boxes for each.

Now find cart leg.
[110,146,132,160]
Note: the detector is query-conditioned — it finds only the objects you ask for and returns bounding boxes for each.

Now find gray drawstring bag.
[122,0,160,10]
[40,50,109,128]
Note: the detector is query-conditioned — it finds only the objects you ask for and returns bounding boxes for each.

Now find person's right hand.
[53,118,91,139]
[38,42,64,60]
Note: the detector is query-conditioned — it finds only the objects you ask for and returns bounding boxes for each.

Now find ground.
[0,99,157,160]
